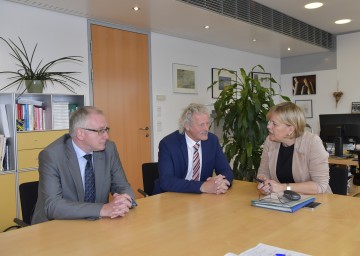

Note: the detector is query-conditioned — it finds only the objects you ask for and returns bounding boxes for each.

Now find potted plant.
[0,37,85,94]
[210,65,290,181]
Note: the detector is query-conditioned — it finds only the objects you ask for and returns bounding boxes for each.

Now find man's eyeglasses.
[81,127,110,135]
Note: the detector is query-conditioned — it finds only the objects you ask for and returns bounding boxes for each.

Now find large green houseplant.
[210,65,290,181]
[0,37,85,94]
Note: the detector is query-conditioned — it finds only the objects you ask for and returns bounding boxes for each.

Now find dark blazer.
[32,134,135,224]
[155,131,233,194]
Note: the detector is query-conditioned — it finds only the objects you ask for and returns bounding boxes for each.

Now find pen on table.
[275,254,286,256]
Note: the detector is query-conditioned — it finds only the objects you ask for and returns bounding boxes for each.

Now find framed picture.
[251,72,272,89]
[351,102,360,114]
[172,63,198,94]
[211,68,237,98]
[295,100,313,118]
[292,75,316,95]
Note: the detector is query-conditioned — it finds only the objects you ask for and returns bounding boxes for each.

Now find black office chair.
[329,166,349,195]
[138,162,159,197]
[3,181,39,231]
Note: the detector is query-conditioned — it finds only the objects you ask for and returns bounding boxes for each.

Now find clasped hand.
[100,193,132,218]
[257,176,284,195]
[201,174,230,194]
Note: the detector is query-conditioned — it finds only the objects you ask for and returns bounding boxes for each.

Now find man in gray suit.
[32,106,136,224]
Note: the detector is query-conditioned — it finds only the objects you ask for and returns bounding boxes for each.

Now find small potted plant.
[0,37,85,94]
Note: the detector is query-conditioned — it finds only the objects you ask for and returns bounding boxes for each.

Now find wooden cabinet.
[0,93,84,231]
[17,130,68,170]
[0,172,16,231]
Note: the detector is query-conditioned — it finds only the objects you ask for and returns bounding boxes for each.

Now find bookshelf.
[0,93,84,231]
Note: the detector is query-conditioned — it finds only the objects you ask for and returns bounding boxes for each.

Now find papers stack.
[52,102,70,129]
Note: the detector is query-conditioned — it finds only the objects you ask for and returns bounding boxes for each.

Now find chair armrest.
[13,218,30,227]
[137,188,149,197]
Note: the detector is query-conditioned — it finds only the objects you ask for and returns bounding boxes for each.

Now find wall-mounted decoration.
[211,68,237,98]
[172,63,198,94]
[351,102,360,114]
[251,72,271,89]
[293,75,316,95]
[295,100,313,118]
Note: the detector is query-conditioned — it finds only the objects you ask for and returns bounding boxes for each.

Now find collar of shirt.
[185,132,201,149]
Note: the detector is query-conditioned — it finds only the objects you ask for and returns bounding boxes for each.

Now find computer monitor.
[319,114,360,157]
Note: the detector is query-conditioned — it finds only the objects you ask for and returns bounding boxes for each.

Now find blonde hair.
[267,102,306,138]
[178,103,209,134]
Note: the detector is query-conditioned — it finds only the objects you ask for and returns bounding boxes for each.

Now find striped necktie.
[192,143,200,181]
[84,154,95,203]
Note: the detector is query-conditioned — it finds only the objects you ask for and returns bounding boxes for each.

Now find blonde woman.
[257,102,331,195]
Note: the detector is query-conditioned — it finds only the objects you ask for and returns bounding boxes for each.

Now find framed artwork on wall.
[251,72,272,89]
[211,68,237,98]
[351,102,360,114]
[293,75,316,95]
[295,100,313,118]
[172,63,198,94]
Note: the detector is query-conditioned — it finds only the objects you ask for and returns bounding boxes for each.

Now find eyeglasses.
[81,127,110,135]
[258,192,291,206]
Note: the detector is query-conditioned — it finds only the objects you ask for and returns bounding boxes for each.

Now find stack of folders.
[52,102,70,129]
[0,104,10,171]
[0,134,6,171]
[251,193,315,213]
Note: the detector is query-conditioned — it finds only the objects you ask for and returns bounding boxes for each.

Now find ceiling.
[6,0,360,58]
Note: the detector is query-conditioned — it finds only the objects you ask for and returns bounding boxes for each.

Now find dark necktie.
[192,143,200,181]
[84,154,95,203]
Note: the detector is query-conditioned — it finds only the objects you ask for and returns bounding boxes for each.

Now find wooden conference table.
[1,181,360,256]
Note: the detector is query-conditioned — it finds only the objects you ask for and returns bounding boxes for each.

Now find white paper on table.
[225,243,310,256]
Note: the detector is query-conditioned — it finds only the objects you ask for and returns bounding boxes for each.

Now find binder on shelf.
[251,193,316,213]
[0,104,11,138]
[52,102,70,129]
[16,97,44,107]
[0,134,6,171]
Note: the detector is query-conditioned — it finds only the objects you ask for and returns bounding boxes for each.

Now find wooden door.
[90,24,151,198]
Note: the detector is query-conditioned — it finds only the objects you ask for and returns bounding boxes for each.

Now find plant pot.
[25,80,44,93]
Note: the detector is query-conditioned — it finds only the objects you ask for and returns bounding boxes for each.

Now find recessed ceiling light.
[287,47,291,51]
[204,25,210,29]
[133,6,140,11]
[305,2,323,9]
[335,19,351,25]
[252,38,257,42]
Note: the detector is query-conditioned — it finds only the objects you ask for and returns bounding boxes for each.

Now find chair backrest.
[329,166,348,195]
[141,162,159,196]
[19,181,39,225]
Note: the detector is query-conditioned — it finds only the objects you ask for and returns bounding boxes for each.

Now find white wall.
[150,33,280,160]
[280,69,338,134]
[7,1,360,160]
[280,32,360,135]
[337,32,360,110]
[0,1,90,103]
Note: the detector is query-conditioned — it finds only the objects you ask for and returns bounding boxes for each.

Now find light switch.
[156,95,166,101]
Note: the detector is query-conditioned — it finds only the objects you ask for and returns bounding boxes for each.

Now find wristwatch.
[286,183,291,190]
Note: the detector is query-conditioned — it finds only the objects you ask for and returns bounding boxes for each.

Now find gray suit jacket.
[32,134,135,224]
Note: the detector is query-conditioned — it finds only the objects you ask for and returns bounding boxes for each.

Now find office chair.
[329,166,349,195]
[138,162,159,197]
[3,181,39,231]
[305,123,313,133]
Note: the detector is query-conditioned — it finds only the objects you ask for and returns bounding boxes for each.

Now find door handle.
[139,126,149,131]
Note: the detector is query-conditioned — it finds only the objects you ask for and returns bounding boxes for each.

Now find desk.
[1,181,360,255]
[328,156,358,167]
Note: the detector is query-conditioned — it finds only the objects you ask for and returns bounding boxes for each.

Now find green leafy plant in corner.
[209,65,290,181]
[0,37,85,94]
